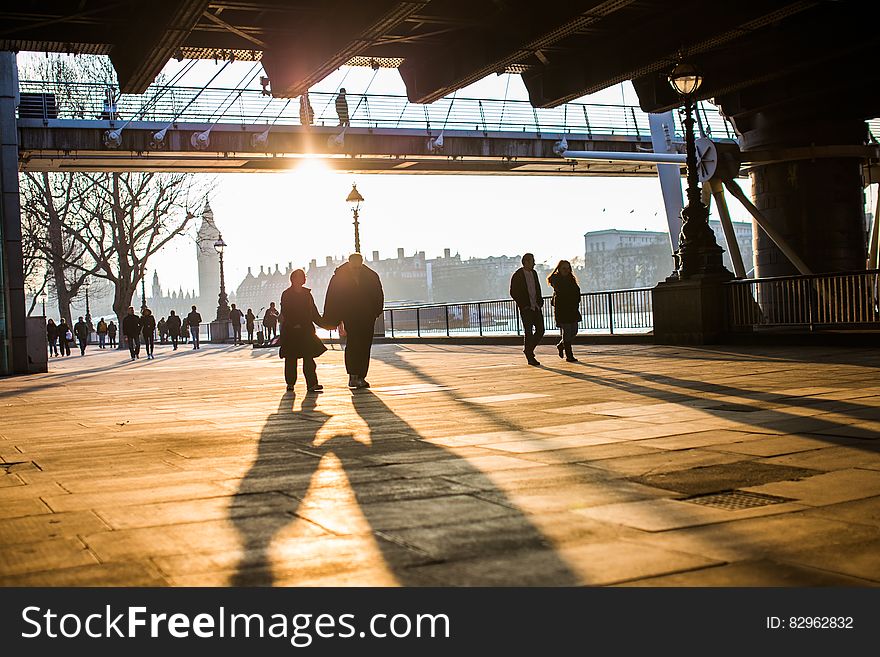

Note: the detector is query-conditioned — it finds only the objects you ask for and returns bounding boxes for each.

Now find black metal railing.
[727,269,880,331]
[383,288,654,338]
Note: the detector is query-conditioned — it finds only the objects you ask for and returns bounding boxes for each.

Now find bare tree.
[19,171,99,323]
[68,171,211,335]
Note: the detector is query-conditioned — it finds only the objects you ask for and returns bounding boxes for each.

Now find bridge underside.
[18,123,665,176]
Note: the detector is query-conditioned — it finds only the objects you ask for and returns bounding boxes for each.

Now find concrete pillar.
[742,116,868,277]
[0,52,27,375]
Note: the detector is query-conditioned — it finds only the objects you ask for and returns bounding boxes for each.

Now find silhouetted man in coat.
[166,310,182,351]
[510,252,545,366]
[323,253,384,388]
[122,306,141,360]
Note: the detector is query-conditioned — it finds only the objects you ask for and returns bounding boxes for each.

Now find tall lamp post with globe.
[346,183,364,254]
[210,234,231,343]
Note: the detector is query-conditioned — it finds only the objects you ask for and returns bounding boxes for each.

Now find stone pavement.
[1,341,879,586]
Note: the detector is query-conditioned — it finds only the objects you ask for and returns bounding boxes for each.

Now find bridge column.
[0,51,28,375]
[739,116,868,277]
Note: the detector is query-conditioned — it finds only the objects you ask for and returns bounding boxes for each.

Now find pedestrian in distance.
[46,318,59,357]
[57,319,72,356]
[141,307,157,359]
[263,302,280,340]
[323,252,384,389]
[96,317,108,349]
[122,306,141,360]
[280,269,326,392]
[186,305,202,349]
[107,320,117,348]
[73,316,89,356]
[335,88,350,127]
[166,310,182,351]
[157,316,167,344]
[510,252,545,366]
[229,303,244,345]
[245,308,256,344]
[548,260,581,363]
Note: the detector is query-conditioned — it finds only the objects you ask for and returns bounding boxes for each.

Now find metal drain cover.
[684,490,795,511]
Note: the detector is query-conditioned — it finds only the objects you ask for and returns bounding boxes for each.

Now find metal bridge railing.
[727,270,880,331]
[17,79,737,140]
[383,288,654,339]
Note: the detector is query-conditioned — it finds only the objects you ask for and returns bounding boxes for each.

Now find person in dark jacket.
[548,260,582,363]
[279,269,326,392]
[323,253,384,389]
[122,306,141,360]
[185,305,202,349]
[107,320,117,348]
[229,303,244,345]
[263,303,279,340]
[335,88,350,127]
[96,317,108,349]
[166,310,182,351]
[73,316,89,355]
[46,318,59,357]
[157,317,167,344]
[141,307,157,359]
[57,319,72,356]
[509,252,545,366]
[245,308,256,343]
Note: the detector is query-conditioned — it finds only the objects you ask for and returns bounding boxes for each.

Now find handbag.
[65,330,73,341]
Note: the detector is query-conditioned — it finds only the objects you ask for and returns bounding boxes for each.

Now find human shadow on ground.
[229,389,579,586]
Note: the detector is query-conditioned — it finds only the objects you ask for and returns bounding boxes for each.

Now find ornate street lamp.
[84,277,93,330]
[214,234,230,321]
[668,62,728,279]
[141,267,147,311]
[39,292,47,317]
[346,182,365,254]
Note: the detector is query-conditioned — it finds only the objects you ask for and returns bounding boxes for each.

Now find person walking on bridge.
[246,308,256,343]
[323,253,384,389]
[510,253,545,366]
[335,88,350,127]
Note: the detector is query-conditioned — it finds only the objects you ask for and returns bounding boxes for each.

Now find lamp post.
[84,277,92,330]
[346,182,365,254]
[214,234,230,321]
[668,63,728,279]
[141,267,147,311]
[40,292,47,317]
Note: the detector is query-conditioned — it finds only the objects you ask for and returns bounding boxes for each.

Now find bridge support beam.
[0,52,29,374]
[740,117,868,278]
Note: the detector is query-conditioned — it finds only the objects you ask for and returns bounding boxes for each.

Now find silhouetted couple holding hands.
[280,253,384,392]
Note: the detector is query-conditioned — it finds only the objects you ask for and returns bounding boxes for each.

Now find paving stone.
[0,538,97,576]
[43,482,233,512]
[781,539,880,583]
[744,469,880,506]
[0,511,108,545]
[764,445,880,471]
[582,449,745,478]
[0,561,169,586]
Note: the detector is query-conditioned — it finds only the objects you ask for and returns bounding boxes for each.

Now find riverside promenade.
[1,342,879,586]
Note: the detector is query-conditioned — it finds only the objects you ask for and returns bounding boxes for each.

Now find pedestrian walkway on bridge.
[1,344,879,586]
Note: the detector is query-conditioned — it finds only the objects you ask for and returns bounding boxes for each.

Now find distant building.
[583,221,754,291]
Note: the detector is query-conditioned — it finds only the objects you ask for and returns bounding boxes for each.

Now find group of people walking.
[46,316,117,357]
[122,305,205,359]
[510,253,581,366]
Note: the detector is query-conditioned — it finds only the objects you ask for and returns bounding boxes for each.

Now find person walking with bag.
[509,252,545,366]
[57,319,72,356]
[548,260,581,363]
[279,269,326,392]
[73,316,89,356]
